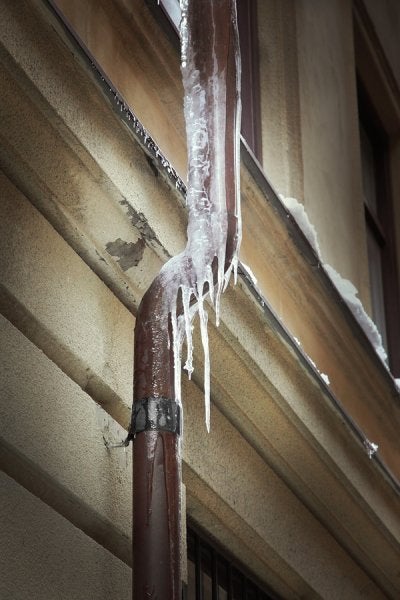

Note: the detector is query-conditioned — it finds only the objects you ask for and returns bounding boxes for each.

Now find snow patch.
[240,262,258,286]
[320,372,330,386]
[279,195,321,257]
[323,264,387,365]
[364,439,379,459]
[278,194,388,369]
[304,351,330,386]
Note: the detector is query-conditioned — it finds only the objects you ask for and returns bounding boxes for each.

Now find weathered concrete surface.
[182,376,388,600]
[54,0,187,177]
[0,315,133,565]
[0,0,188,312]
[0,170,133,425]
[0,473,131,600]
[0,0,399,597]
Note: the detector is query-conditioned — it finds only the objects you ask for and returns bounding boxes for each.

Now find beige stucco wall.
[258,0,400,314]
[0,473,131,600]
[258,0,400,317]
[295,0,371,307]
[257,0,304,200]
[55,0,187,178]
[1,0,400,597]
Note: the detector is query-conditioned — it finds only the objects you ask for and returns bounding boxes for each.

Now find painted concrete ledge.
[0,315,388,599]
[182,376,388,600]
[1,0,398,480]
[1,177,399,594]
[0,473,131,600]
[0,315,133,566]
[0,0,399,596]
[0,170,134,426]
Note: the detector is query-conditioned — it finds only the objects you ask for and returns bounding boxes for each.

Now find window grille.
[185,526,278,600]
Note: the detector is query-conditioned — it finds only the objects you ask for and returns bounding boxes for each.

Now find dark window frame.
[358,79,400,376]
[236,0,262,160]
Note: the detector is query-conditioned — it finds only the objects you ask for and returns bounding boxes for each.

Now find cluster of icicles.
[158,0,242,431]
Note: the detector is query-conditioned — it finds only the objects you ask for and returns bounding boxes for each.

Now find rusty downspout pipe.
[131,1,241,597]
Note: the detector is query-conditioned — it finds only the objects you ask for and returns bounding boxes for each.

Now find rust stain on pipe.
[132,1,241,598]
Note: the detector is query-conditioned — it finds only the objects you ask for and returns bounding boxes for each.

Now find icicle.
[171,296,183,406]
[142,0,241,430]
[182,286,194,378]
[197,288,211,432]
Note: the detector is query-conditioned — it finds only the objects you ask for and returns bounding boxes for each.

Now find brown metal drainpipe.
[130,1,241,598]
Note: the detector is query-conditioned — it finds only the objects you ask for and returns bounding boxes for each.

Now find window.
[358,81,400,374]
[185,526,278,600]
[156,0,262,160]
[236,0,262,160]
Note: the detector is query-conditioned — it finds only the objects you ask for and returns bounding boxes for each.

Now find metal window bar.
[186,527,278,600]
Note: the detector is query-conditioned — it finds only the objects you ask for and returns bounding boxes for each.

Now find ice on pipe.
[154,0,241,431]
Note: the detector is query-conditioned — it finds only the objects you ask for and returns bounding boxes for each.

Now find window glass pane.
[245,580,258,600]
[201,547,213,600]
[232,568,244,600]
[202,571,212,599]
[218,585,228,600]
[360,122,378,215]
[159,0,181,32]
[187,527,273,600]
[366,226,388,349]
[187,558,196,600]
[217,559,228,600]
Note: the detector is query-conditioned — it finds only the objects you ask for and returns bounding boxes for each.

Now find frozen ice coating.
[137,0,242,431]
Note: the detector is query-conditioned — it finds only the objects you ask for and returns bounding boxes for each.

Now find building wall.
[1,0,400,598]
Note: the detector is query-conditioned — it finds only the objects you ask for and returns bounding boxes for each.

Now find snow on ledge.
[323,264,387,365]
[279,194,321,257]
[278,194,389,368]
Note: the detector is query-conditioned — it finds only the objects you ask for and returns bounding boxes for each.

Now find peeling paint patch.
[119,199,158,242]
[105,237,145,271]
